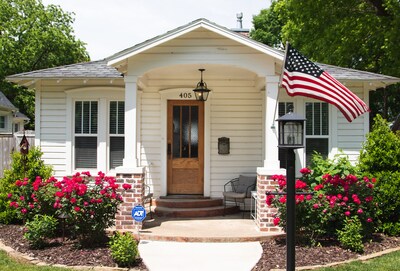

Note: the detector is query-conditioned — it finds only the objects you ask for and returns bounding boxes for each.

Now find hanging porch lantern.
[192,69,211,101]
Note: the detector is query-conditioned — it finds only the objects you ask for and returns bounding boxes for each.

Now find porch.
[137,213,283,242]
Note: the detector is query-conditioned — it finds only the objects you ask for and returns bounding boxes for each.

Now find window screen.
[75,101,98,169]
[109,101,125,169]
[305,102,329,165]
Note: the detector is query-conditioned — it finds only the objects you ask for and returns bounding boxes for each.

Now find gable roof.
[5,18,400,87]
[0,91,17,111]
[107,18,284,66]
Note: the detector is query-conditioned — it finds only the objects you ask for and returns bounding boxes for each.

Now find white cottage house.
[7,19,400,231]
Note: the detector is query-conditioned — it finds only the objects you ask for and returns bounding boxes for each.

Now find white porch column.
[262,75,281,170]
[116,75,143,174]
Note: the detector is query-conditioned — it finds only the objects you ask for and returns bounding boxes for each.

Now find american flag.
[281,43,370,122]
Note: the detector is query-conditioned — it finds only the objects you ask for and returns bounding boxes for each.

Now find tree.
[251,0,400,122]
[0,0,90,129]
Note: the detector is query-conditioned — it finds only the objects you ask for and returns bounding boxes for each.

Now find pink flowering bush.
[9,171,131,244]
[267,166,377,244]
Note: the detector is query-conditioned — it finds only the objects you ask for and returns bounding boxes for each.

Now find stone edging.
[270,246,400,271]
[0,240,140,271]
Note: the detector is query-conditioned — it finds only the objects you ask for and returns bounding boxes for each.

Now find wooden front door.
[167,100,204,195]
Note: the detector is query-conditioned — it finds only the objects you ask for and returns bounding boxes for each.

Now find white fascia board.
[107,20,284,67]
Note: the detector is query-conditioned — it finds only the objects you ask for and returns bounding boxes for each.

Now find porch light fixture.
[277,111,305,149]
[276,111,305,271]
[193,69,211,101]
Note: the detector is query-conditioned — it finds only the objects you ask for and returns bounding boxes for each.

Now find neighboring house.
[7,19,400,231]
[0,91,28,135]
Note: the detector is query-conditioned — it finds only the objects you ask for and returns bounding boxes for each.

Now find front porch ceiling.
[137,64,264,89]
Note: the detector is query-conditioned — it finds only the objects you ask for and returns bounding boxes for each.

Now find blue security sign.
[132,205,146,222]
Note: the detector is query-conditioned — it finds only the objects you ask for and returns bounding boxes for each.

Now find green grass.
[316,250,400,271]
[0,250,71,271]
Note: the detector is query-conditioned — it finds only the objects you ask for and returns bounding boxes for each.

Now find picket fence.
[0,132,35,178]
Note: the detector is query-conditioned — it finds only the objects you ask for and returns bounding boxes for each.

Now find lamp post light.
[276,111,306,271]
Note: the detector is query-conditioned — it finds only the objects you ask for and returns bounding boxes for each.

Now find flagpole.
[271,42,290,129]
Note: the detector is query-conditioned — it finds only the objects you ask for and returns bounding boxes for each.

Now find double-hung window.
[74,101,98,169]
[305,102,329,165]
[0,115,5,129]
[109,101,125,169]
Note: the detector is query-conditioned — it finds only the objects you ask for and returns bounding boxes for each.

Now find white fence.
[0,132,35,178]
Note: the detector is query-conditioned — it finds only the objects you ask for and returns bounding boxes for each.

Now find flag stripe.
[282,71,366,121]
[280,44,370,122]
[282,72,357,121]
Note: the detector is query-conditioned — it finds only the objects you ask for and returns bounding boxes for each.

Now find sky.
[41,0,271,60]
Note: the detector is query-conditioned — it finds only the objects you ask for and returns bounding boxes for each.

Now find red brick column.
[256,171,285,232]
[115,173,145,231]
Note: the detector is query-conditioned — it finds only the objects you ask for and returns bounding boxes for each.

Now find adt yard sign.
[132,205,146,222]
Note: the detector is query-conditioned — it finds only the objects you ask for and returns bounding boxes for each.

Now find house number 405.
[179,92,192,99]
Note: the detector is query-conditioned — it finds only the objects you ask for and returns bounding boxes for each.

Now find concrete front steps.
[153,196,240,218]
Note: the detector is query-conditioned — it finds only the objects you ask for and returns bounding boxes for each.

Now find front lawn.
[0,250,69,271]
[316,250,400,271]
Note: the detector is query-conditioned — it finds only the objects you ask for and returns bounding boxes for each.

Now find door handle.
[167,143,172,158]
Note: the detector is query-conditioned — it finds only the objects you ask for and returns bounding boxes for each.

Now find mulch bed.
[0,224,148,270]
[0,223,399,270]
[252,234,400,270]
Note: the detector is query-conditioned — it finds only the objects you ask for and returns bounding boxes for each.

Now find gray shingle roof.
[6,59,123,80]
[6,18,400,85]
[318,63,399,82]
[0,91,17,111]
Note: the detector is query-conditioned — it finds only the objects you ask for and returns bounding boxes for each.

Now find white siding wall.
[209,86,263,198]
[332,85,368,163]
[38,86,67,176]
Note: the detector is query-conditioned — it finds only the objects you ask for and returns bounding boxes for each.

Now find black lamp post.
[276,111,305,271]
[193,69,211,101]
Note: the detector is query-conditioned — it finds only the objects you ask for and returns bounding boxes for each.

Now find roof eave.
[107,19,284,67]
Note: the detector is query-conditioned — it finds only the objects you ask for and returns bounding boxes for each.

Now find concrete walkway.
[139,240,263,271]
[136,215,281,270]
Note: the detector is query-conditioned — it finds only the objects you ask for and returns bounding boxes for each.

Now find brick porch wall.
[115,173,145,231]
[256,173,282,232]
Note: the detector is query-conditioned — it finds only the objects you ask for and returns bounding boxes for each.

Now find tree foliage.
[250,0,400,121]
[0,0,89,129]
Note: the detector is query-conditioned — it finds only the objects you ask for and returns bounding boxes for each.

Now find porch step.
[154,205,240,218]
[153,197,240,218]
[155,198,223,209]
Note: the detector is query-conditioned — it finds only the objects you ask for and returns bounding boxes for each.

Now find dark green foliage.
[109,232,139,267]
[359,114,400,235]
[0,0,90,129]
[337,216,364,253]
[250,1,283,49]
[309,153,358,183]
[23,214,58,248]
[359,115,400,173]
[0,147,53,223]
[251,0,400,121]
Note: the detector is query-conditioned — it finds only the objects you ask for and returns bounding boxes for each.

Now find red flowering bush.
[9,171,131,244]
[267,168,377,244]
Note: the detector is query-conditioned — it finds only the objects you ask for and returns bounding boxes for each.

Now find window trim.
[65,87,124,175]
[108,100,125,169]
[304,101,330,165]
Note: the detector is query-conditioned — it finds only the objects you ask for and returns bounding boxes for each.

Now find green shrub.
[337,216,364,253]
[359,115,400,174]
[0,147,53,223]
[309,152,359,183]
[109,232,139,267]
[359,115,400,235]
[23,214,58,248]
